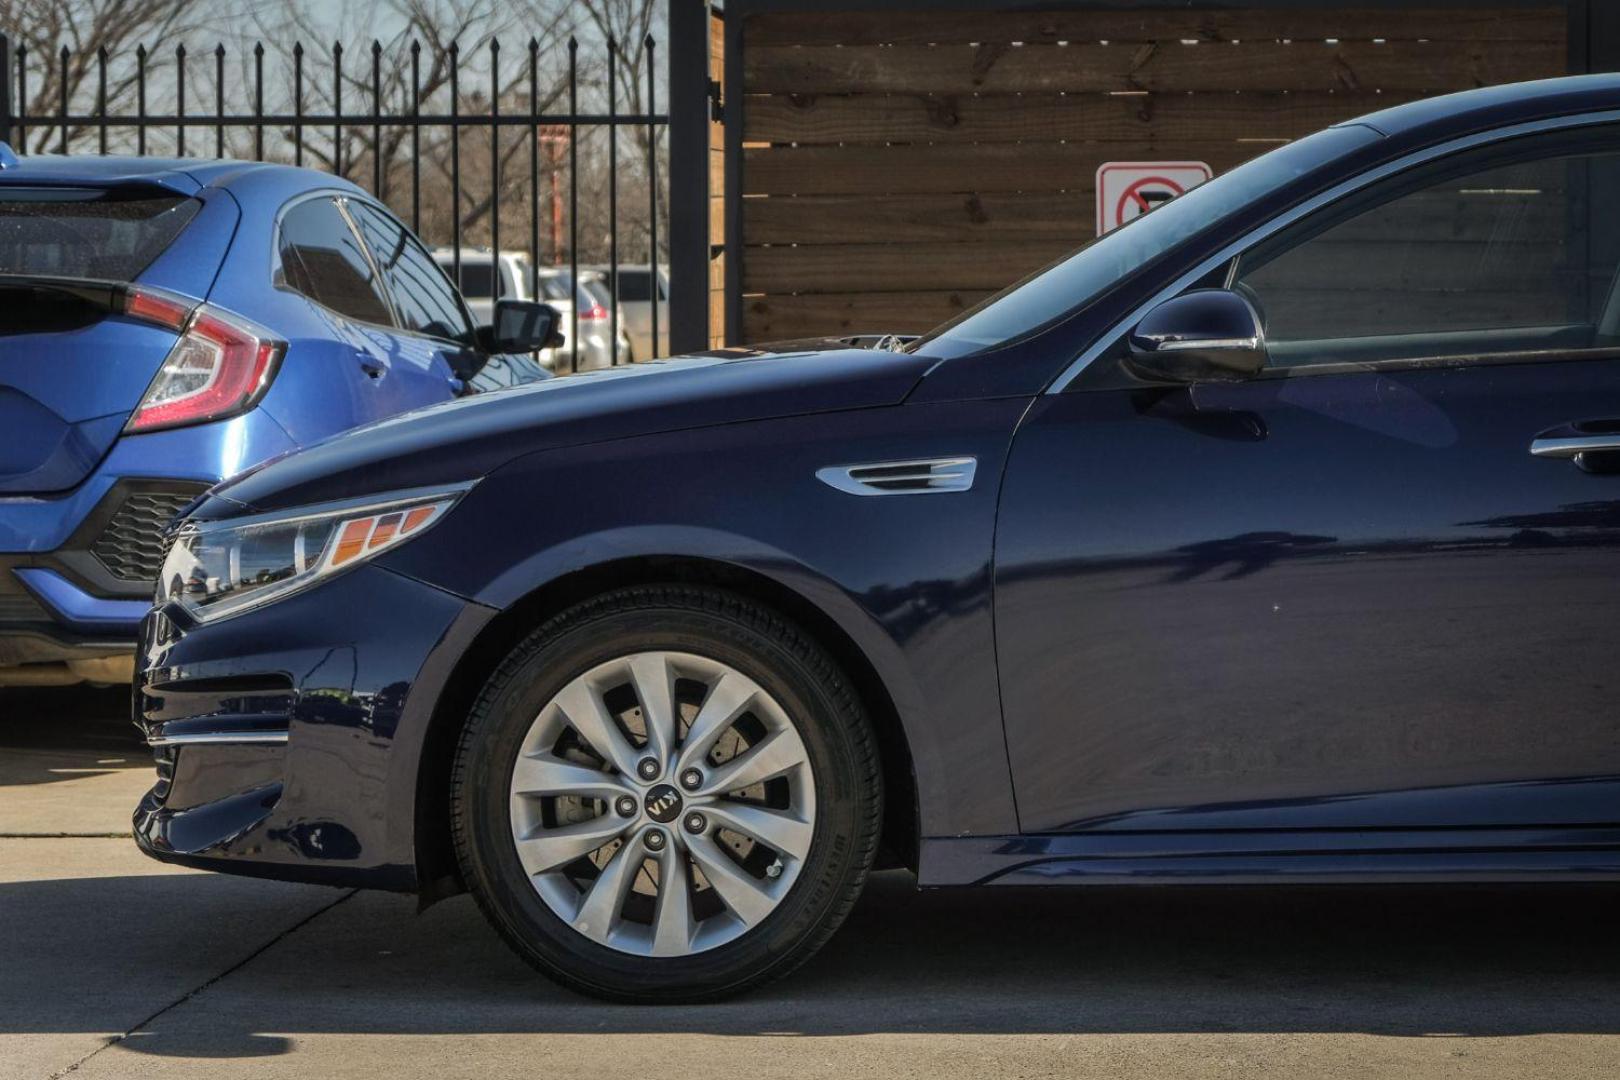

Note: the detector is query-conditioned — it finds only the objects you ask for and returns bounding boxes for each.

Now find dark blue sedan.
[134,75,1620,1001]
[0,150,552,689]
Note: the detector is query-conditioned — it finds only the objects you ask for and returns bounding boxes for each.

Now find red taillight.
[123,287,193,331]
[124,290,286,434]
[579,302,608,321]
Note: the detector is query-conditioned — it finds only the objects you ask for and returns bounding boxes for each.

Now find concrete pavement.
[4,688,1620,1079]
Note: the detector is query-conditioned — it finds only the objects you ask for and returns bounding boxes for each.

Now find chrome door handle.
[1529,434,1620,458]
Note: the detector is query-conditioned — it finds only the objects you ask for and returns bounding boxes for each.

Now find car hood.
[209,344,938,513]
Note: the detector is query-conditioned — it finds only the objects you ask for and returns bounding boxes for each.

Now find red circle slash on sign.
[1115,175,1187,227]
[1095,161,1213,234]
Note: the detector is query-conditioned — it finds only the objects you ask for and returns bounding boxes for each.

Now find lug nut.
[637,758,660,781]
[683,811,706,835]
[679,767,703,791]
[644,828,667,851]
[614,795,637,818]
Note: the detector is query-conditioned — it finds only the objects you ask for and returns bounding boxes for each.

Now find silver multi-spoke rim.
[508,651,816,957]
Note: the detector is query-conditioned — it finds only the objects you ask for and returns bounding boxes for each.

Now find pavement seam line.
[45,887,359,1080]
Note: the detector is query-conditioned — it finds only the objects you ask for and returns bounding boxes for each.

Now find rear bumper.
[2,477,212,682]
[132,563,495,891]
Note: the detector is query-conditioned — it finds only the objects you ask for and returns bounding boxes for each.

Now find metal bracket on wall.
[708,78,725,123]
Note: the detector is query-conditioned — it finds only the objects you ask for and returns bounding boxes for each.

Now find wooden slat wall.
[737,6,1568,343]
[709,8,727,348]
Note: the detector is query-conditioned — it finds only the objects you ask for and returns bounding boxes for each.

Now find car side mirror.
[477,299,565,354]
[1125,288,1267,384]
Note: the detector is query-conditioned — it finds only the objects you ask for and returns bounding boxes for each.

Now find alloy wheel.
[507,650,816,957]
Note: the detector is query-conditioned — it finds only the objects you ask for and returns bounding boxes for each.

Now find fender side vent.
[816,457,977,496]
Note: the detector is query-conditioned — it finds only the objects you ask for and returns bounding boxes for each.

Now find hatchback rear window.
[0,187,200,281]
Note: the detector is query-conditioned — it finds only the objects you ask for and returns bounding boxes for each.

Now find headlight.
[156,486,469,623]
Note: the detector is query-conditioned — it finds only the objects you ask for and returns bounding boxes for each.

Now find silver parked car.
[581,263,669,361]
[432,248,629,372]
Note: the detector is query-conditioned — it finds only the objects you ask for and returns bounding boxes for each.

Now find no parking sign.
[1095,161,1214,234]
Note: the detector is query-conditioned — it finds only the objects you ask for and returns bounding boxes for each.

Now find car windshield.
[0,186,200,281]
[910,125,1383,358]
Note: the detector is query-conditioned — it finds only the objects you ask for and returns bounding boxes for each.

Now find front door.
[994,121,1620,834]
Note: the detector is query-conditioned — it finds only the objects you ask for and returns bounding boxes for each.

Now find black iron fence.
[0,28,680,367]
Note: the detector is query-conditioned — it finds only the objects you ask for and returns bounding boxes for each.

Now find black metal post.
[372,41,383,196]
[97,47,108,154]
[450,41,461,284]
[254,44,264,161]
[490,38,500,267]
[175,44,186,155]
[214,44,225,157]
[568,36,579,373]
[608,35,619,365]
[293,43,303,166]
[410,41,421,232]
[667,0,712,353]
[57,46,67,153]
[0,36,11,148]
[528,36,540,299]
[647,34,660,359]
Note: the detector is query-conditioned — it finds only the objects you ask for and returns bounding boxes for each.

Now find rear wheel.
[451,585,881,1001]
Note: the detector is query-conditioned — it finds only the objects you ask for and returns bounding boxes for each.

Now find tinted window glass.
[444,260,501,299]
[0,188,199,280]
[536,275,573,302]
[911,125,1382,358]
[1235,125,1620,365]
[615,270,652,301]
[349,203,474,343]
[277,197,393,324]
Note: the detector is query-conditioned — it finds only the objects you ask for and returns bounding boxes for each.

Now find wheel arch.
[412,555,920,901]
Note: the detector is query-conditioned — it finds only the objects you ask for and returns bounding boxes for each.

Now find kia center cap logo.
[644,784,682,823]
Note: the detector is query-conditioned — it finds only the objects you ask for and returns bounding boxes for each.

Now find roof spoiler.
[0,143,18,170]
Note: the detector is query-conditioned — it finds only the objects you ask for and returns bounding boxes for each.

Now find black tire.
[450,584,882,1002]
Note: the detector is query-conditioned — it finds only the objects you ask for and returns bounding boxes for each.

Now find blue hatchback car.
[0,149,552,687]
[136,75,1620,1002]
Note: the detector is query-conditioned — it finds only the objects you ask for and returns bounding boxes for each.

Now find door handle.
[1530,434,1620,458]
[1530,420,1620,470]
[355,352,384,379]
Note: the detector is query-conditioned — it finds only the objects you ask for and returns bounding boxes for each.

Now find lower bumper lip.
[14,567,149,634]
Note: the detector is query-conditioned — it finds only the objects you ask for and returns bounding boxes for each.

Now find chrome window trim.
[1045,110,1620,394]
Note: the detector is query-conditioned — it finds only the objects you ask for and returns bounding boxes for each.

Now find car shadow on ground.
[0,686,146,788]
[5,867,1620,1057]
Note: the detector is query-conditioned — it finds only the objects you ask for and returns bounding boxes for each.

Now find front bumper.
[132,562,494,891]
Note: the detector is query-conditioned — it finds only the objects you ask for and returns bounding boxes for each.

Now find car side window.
[275,196,394,326]
[347,202,476,345]
[1233,124,1620,369]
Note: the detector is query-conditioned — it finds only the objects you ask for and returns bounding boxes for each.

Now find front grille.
[0,592,48,624]
[91,488,204,582]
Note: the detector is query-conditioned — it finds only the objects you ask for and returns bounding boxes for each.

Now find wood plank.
[744,192,1095,245]
[743,290,991,340]
[744,90,1411,146]
[742,189,1566,246]
[743,141,1266,196]
[743,238,1079,294]
[744,9,1566,47]
[744,41,1563,95]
